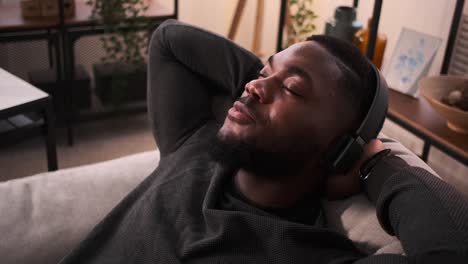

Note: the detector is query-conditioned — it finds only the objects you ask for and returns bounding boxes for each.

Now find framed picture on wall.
[384,28,442,97]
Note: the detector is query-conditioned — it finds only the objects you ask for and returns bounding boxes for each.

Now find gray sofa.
[0,136,441,264]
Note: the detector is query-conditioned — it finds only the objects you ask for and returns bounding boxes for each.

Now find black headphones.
[326,62,389,174]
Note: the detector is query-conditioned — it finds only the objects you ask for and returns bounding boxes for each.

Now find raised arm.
[147,19,263,156]
[358,155,468,263]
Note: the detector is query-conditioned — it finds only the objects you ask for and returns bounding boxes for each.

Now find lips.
[227,101,256,124]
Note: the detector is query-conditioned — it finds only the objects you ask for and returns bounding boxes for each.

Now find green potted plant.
[86,0,151,106]
[284,0,317,48]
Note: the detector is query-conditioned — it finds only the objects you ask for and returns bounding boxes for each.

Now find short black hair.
[307,35,375,131]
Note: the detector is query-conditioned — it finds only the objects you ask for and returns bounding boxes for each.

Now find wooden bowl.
[419,76,468,134]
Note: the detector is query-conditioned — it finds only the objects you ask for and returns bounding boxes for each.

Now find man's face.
[217,41,352,171]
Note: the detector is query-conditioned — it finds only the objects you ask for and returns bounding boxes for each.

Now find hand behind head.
[325,139,385,200]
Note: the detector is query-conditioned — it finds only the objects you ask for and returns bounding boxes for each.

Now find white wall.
[264,0,459,76]
[160,0,281,59]
[224,0,282,58]
[175,0,460,77]
[177,0,234,35]
[352,0,457,76]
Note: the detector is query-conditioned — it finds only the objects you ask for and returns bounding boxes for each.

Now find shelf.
[0,0,175,32]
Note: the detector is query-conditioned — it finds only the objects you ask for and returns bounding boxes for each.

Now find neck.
[234,163,324,208]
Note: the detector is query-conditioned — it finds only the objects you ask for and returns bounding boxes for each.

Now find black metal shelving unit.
[0,2,62,159]
[56,0,179,145]
[1,1,178,146]
[1,0,178,146]
[276,0,465,73]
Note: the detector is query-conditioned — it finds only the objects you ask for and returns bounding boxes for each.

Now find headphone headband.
[327,62,388,174]
[355,62,389,144]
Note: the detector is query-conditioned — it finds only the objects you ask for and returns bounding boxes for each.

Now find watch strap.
[359,149,392,181]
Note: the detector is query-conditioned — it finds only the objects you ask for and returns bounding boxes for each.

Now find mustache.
[236,96,264,123]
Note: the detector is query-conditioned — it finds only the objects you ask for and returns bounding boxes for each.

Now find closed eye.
[283,85,303,97]
[258,70,303,97]
[257,72,267,79]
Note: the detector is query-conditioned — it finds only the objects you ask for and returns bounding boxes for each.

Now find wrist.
[359,149,391,182]
[361,153,410,203]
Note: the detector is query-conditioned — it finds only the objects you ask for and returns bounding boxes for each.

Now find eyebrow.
[266,55,312,83]
[285,65,312,83]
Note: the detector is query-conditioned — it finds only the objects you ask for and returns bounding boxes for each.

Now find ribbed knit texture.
[60,20,468,263]
[59,125,468,264]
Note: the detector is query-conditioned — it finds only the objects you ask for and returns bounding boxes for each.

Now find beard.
[210,131,312,180]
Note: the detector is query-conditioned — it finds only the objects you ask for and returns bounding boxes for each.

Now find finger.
[362,139,385,160]
[350,139,385,173]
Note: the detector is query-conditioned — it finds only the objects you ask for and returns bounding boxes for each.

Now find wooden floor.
[0,113,156,182]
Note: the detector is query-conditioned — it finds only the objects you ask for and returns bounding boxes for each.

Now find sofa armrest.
[322,133,441,255]
[0,135,441,262]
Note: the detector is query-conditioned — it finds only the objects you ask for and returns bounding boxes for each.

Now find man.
[60,20,468,263]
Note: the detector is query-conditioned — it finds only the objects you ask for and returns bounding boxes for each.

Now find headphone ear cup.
[326,136,352,173]
[326,136,364,174]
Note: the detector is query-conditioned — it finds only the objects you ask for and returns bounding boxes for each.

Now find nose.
[245,79,272,104]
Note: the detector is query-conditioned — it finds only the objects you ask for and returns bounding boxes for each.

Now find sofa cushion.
[322,135,440,255]
[0,151,160,264]
[0,136,440,263]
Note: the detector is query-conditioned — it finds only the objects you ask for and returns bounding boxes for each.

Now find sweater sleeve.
[147,19,263,156]
[361,154,468,262]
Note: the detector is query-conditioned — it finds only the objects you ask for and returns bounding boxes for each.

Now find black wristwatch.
[359,149,392,181]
